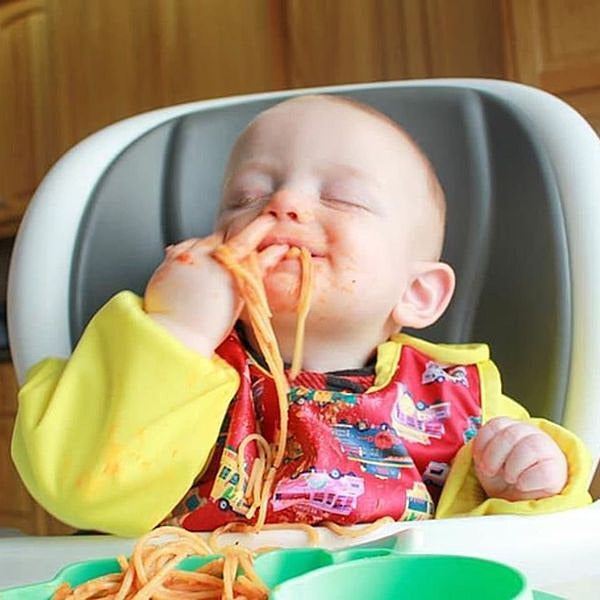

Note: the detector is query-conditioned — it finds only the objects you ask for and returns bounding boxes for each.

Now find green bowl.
[269,554,533,600]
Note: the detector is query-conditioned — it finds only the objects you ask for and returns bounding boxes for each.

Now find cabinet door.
[46,0,287,155]
[0,0,55,237]
[0,361,73,534]
[504,0,600,132]
[284,0,505,87]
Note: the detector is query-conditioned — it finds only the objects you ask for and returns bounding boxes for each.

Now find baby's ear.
[392,262,455,329]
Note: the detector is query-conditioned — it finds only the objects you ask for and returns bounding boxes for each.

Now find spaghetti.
[289,247,313,381]
[323,516,396,538]
[212,243,314,531]
[52,526,268,600]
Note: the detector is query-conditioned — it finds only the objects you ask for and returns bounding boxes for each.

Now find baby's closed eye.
[226,192,271,209]
[320,180,378,212]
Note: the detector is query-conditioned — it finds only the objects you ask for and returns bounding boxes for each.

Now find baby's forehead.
[250,95,406,139]
[234,96,425,172]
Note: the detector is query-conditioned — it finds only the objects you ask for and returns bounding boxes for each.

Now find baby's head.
[217,95,455,354]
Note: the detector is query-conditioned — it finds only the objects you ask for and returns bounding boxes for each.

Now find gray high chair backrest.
[70,86,568,422]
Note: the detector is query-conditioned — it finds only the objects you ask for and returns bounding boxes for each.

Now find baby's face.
[218,96,443,334]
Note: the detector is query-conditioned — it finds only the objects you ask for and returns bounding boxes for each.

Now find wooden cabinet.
[0,361,73,534]
[0,0,54,238]
[1,0,598,534]
[504,0,600,131]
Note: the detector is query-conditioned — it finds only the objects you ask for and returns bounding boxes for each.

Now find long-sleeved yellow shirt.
[11,292,592,536]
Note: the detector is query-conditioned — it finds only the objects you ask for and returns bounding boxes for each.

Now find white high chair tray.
[1,504,599,598]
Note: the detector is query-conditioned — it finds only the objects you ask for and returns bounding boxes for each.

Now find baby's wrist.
[147,313,217,358]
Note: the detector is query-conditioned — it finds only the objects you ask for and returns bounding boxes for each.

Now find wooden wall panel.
[0,415,36,531]
[0,0,54,237]
[285,0,393,86]
[0,360,73,534]
[505,0,600,92]
[0,361,40,534]
[285,0,505,88]
[424,0,505,77]
[504,0,600,133]
[48,0,287,156]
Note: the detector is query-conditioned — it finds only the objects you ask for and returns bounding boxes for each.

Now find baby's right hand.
[144,215,288,357]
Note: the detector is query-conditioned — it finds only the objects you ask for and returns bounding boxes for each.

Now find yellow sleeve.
[11,291,240,537]
[436,359,592,518]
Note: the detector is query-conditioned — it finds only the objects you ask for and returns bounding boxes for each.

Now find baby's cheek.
[148,262,173,285]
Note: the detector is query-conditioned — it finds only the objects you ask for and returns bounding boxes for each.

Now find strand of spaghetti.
[222,548,239,600]
[251,459,266,514]
[166,570,224,588]
[245,459,265,519]
[150,583,221,600]
[131,551,187,600]
[208,521,243,553]
[237,554,269,594]
[68,574,122,598]
[197,558,225,576]
[216,246,271,317]
[258,522,321,546]
[237,433,272,504]
[238,434,272,473]
[160,590,220,600]
[114,563,135,600]
[244,457,262,502]
[244,253,270,317]
[234,575,268,600]
[252,466,276,532]
[289,247,313,380]
[323,516,395,538]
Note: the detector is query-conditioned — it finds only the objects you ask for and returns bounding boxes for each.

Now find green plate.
[0,549,564,600]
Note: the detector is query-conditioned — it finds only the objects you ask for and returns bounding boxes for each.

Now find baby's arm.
[12,216,289,536]
[436,378,592,518]
[11,292,239,537]
[472,417,567,501]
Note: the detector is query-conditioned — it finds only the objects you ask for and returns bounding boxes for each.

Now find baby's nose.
[263,189,313,223]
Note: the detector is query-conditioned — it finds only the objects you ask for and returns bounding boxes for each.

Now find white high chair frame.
[6,79,600,596]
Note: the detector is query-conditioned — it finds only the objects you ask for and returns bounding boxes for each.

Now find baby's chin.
[263,271,301,314]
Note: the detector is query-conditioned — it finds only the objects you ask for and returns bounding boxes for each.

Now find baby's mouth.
[258,235,325,258]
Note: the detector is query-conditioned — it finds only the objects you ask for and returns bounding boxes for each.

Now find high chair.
[6,79,600,596]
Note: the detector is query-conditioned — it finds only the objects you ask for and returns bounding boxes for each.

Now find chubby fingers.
[473,417,544,478]
[226,215,276,259]
[165,232,224,261]
[516,453,567,494]
[257,244,289,271]
[501,430,565,488]
[472,416,513,465]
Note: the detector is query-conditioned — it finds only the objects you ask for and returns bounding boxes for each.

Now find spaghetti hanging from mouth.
[212,243,313,531]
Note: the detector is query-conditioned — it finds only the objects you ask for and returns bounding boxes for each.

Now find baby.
[12,95,591,537]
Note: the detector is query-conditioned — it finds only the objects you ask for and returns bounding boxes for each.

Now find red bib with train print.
[167,333,483,530]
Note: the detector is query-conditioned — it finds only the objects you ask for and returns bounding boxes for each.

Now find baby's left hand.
[472,417,568,501]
